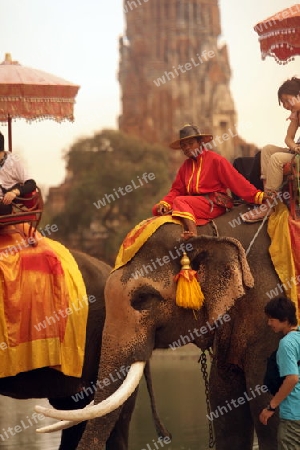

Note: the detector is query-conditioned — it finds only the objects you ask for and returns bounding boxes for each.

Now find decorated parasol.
[0,53,80,151]
[254,4,300,64]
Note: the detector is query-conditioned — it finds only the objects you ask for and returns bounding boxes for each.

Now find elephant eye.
[191,250,209,270]
[131,294,154,311]
[130,286,162,311]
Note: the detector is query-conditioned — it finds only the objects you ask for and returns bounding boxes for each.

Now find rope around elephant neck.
[210,220,219,237]
[245,193,283,256]
[245,212,270,256]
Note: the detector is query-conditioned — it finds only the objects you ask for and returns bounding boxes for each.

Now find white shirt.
[0,153,29,191]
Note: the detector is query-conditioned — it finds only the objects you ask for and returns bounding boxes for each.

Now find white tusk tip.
[34,405,48,413]
[36,427,48,433]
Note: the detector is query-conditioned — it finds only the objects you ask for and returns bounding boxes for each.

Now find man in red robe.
[152,124,270,238]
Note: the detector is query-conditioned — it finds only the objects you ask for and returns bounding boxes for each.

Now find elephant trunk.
[144,361,172,440]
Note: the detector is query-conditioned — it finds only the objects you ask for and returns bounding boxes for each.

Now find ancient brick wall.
[119,0,246,161]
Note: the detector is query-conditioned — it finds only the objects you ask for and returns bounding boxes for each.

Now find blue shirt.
[277,327,300,420]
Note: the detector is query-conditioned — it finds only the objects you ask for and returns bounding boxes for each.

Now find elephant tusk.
[36,401,95,433]
[34,361,146,421]
[36,420,81,433]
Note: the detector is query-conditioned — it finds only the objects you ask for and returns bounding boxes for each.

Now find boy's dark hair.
[264,297,298,326]
[278,77,300,104]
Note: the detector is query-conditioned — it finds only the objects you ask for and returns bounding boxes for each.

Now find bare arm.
[259,374,299,425]
[2,179,37,205]
[285,118,300,152]
[270,374,299,408]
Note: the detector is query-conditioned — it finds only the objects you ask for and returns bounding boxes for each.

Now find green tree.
[45,129,172,263]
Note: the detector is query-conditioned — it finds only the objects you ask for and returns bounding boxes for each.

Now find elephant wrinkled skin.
[42,205,282,450]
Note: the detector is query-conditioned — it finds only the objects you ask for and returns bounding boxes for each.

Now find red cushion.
[15,190,39,209]
[283,162,292,176]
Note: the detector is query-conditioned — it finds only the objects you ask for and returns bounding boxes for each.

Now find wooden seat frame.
[0,188,44,239]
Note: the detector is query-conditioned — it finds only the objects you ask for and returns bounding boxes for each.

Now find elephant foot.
[181,230,197,240]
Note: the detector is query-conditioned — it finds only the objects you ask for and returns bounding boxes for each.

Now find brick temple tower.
[119,0,240,161]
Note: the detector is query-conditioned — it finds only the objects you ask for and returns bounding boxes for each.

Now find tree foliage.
[45,129,172,263]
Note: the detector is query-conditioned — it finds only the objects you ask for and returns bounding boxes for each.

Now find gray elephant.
[0,251,139,450]
[37,204,282,450]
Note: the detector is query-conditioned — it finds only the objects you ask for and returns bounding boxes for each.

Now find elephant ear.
[224,236,254,289]
[189,235,254,323]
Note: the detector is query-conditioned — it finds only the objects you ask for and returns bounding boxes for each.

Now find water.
[129,347,209,450]
[0,346,258,449]
[0,397,61,449]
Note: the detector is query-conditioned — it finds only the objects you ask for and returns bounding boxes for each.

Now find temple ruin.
[118,0,246,161]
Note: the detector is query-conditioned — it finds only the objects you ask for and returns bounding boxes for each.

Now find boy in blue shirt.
[260,297,300,449]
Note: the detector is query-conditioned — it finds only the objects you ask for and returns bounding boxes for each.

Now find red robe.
[153,150,264,225]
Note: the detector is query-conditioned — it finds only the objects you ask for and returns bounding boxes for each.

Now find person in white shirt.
[242,77,300,223]
[0,132,37,215]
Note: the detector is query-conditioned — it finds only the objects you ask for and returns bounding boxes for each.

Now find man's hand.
[157,203,171,215]
[2,190,19,205]
[262,191,276,202]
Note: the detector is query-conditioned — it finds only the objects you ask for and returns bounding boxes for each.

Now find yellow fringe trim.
[174,252,204,310]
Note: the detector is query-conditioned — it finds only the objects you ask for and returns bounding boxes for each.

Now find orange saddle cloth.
[114,216,182,270]
[0,225,88,378]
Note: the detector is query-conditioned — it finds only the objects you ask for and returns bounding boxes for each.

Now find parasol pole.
[7,115,12,152]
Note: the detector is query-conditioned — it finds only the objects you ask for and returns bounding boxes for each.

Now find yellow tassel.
[174,252,205,310]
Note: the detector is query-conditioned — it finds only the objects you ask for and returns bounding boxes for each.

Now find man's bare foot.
[181,230,197,240]
[241,205,274,223]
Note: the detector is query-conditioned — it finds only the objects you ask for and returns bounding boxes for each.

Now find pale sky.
[0,0,299,190]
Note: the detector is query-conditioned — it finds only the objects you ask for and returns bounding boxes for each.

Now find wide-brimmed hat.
[169,124,213,149]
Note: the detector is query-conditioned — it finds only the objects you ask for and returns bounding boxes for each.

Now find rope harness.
[245,209,270,256]
[210,219,219,237]
[245,165,298,255]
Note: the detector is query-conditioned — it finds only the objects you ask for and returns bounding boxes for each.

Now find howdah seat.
[0,188,44,239]
[232,153,300,220]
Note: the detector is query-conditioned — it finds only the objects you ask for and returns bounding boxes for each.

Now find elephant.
[37,204,283,450]
[0,250,139,450]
